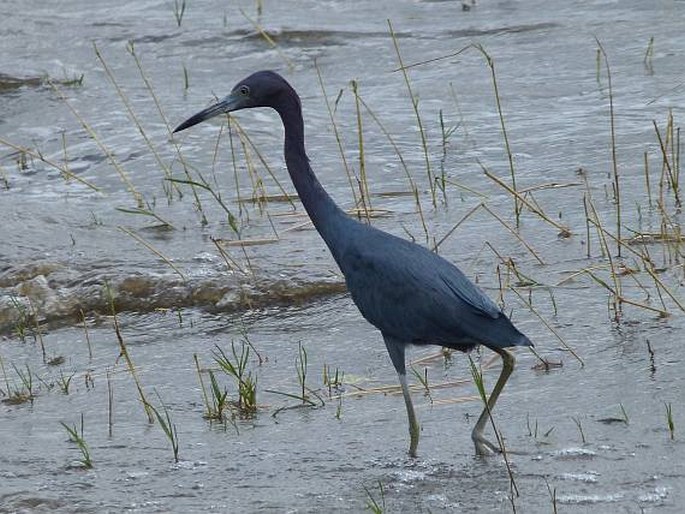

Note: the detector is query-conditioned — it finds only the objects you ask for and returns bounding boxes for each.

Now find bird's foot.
[472,434,501,456]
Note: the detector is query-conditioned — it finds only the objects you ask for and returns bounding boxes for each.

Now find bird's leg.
[383,335,420,457]
[471,348,515,456]
[398,372,420,458]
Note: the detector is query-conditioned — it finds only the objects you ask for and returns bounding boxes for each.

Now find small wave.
[0,261,346,335]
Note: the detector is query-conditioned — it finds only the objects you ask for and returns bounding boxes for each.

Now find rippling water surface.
[1,0,684,512]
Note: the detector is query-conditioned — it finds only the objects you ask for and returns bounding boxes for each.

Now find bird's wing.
[340,227,502,343]
[436,265,501,319]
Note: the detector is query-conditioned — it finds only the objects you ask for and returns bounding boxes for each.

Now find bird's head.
[173,70,296,133]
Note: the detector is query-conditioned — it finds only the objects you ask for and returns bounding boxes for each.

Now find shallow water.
[2,0,685,512]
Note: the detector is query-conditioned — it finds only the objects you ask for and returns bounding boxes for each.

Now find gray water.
[2,0,685,512]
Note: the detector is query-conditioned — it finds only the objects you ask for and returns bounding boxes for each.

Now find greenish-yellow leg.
[398,372,420,458]
[472,348,515,455]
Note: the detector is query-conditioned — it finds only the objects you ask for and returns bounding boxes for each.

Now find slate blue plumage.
[175,70,532,457]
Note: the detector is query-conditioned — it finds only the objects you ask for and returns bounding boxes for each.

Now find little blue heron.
[174,70,532,457]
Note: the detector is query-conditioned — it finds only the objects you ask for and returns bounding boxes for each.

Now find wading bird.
[174,71,532,457]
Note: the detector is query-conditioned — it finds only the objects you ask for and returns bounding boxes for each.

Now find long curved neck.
[274,92,350,252]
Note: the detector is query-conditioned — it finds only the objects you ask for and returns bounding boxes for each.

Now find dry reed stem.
[0,137,100,191]
[118,226,187,281]
[480,161,570,236]
[314,62,359,207]
[50,82,143,206]
[387,19,436,206]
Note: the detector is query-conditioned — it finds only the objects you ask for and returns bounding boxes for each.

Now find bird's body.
[175,70,532,457]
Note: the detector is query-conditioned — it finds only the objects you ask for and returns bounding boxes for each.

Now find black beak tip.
[173,119,193,133]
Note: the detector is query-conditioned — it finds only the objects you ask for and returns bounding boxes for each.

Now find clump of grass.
[322,363,344,398]
[11,363,35,403]
[61,415,92,468]
[653,111,681,209]
[0,357,35,405]
[195,354,230,422]
[267,343,324,414]
[9,295,29,342]
[213,341,258,416]
[57,369,75,394]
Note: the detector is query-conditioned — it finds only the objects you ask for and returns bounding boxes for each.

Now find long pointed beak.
[173,91,242,133]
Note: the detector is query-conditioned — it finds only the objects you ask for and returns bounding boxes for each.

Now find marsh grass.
[118,226,187,282]
[571,416,586,444]
[355,92,430,242]
[643,36,655,72]
[388,19,436,207]
[0,357,35,405]
[57,369,75,394]
[473,44,521,227]
[238,7,294,71]
[410,365,433,404]
[315,62,359,208]
[80,309,93,361]
[50,80,143,207]
[654,112,681,209]
[595,38,622,256]
[351,79,372,220]
[11,363,35,401]
[665,402,675,440]
[107,369,114,437]
[106,281,154,423]
[545,478,559,514]
[194,354,230,422]
[149,391,180,462]
[61,415,92,468]
[213,341,258,416]
[9,295,29,343]
[0,137,100,192]
[95,43,177,202]
[322,363,344,398]
[267,343,324,412]
[364,481,386,514]
[0,162,9,189]
[620,403,629,425]
[172,0,187,27]
[438,109,459,203]
[295,341,309,404]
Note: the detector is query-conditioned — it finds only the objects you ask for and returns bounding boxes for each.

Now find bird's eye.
[239,85,250,96]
